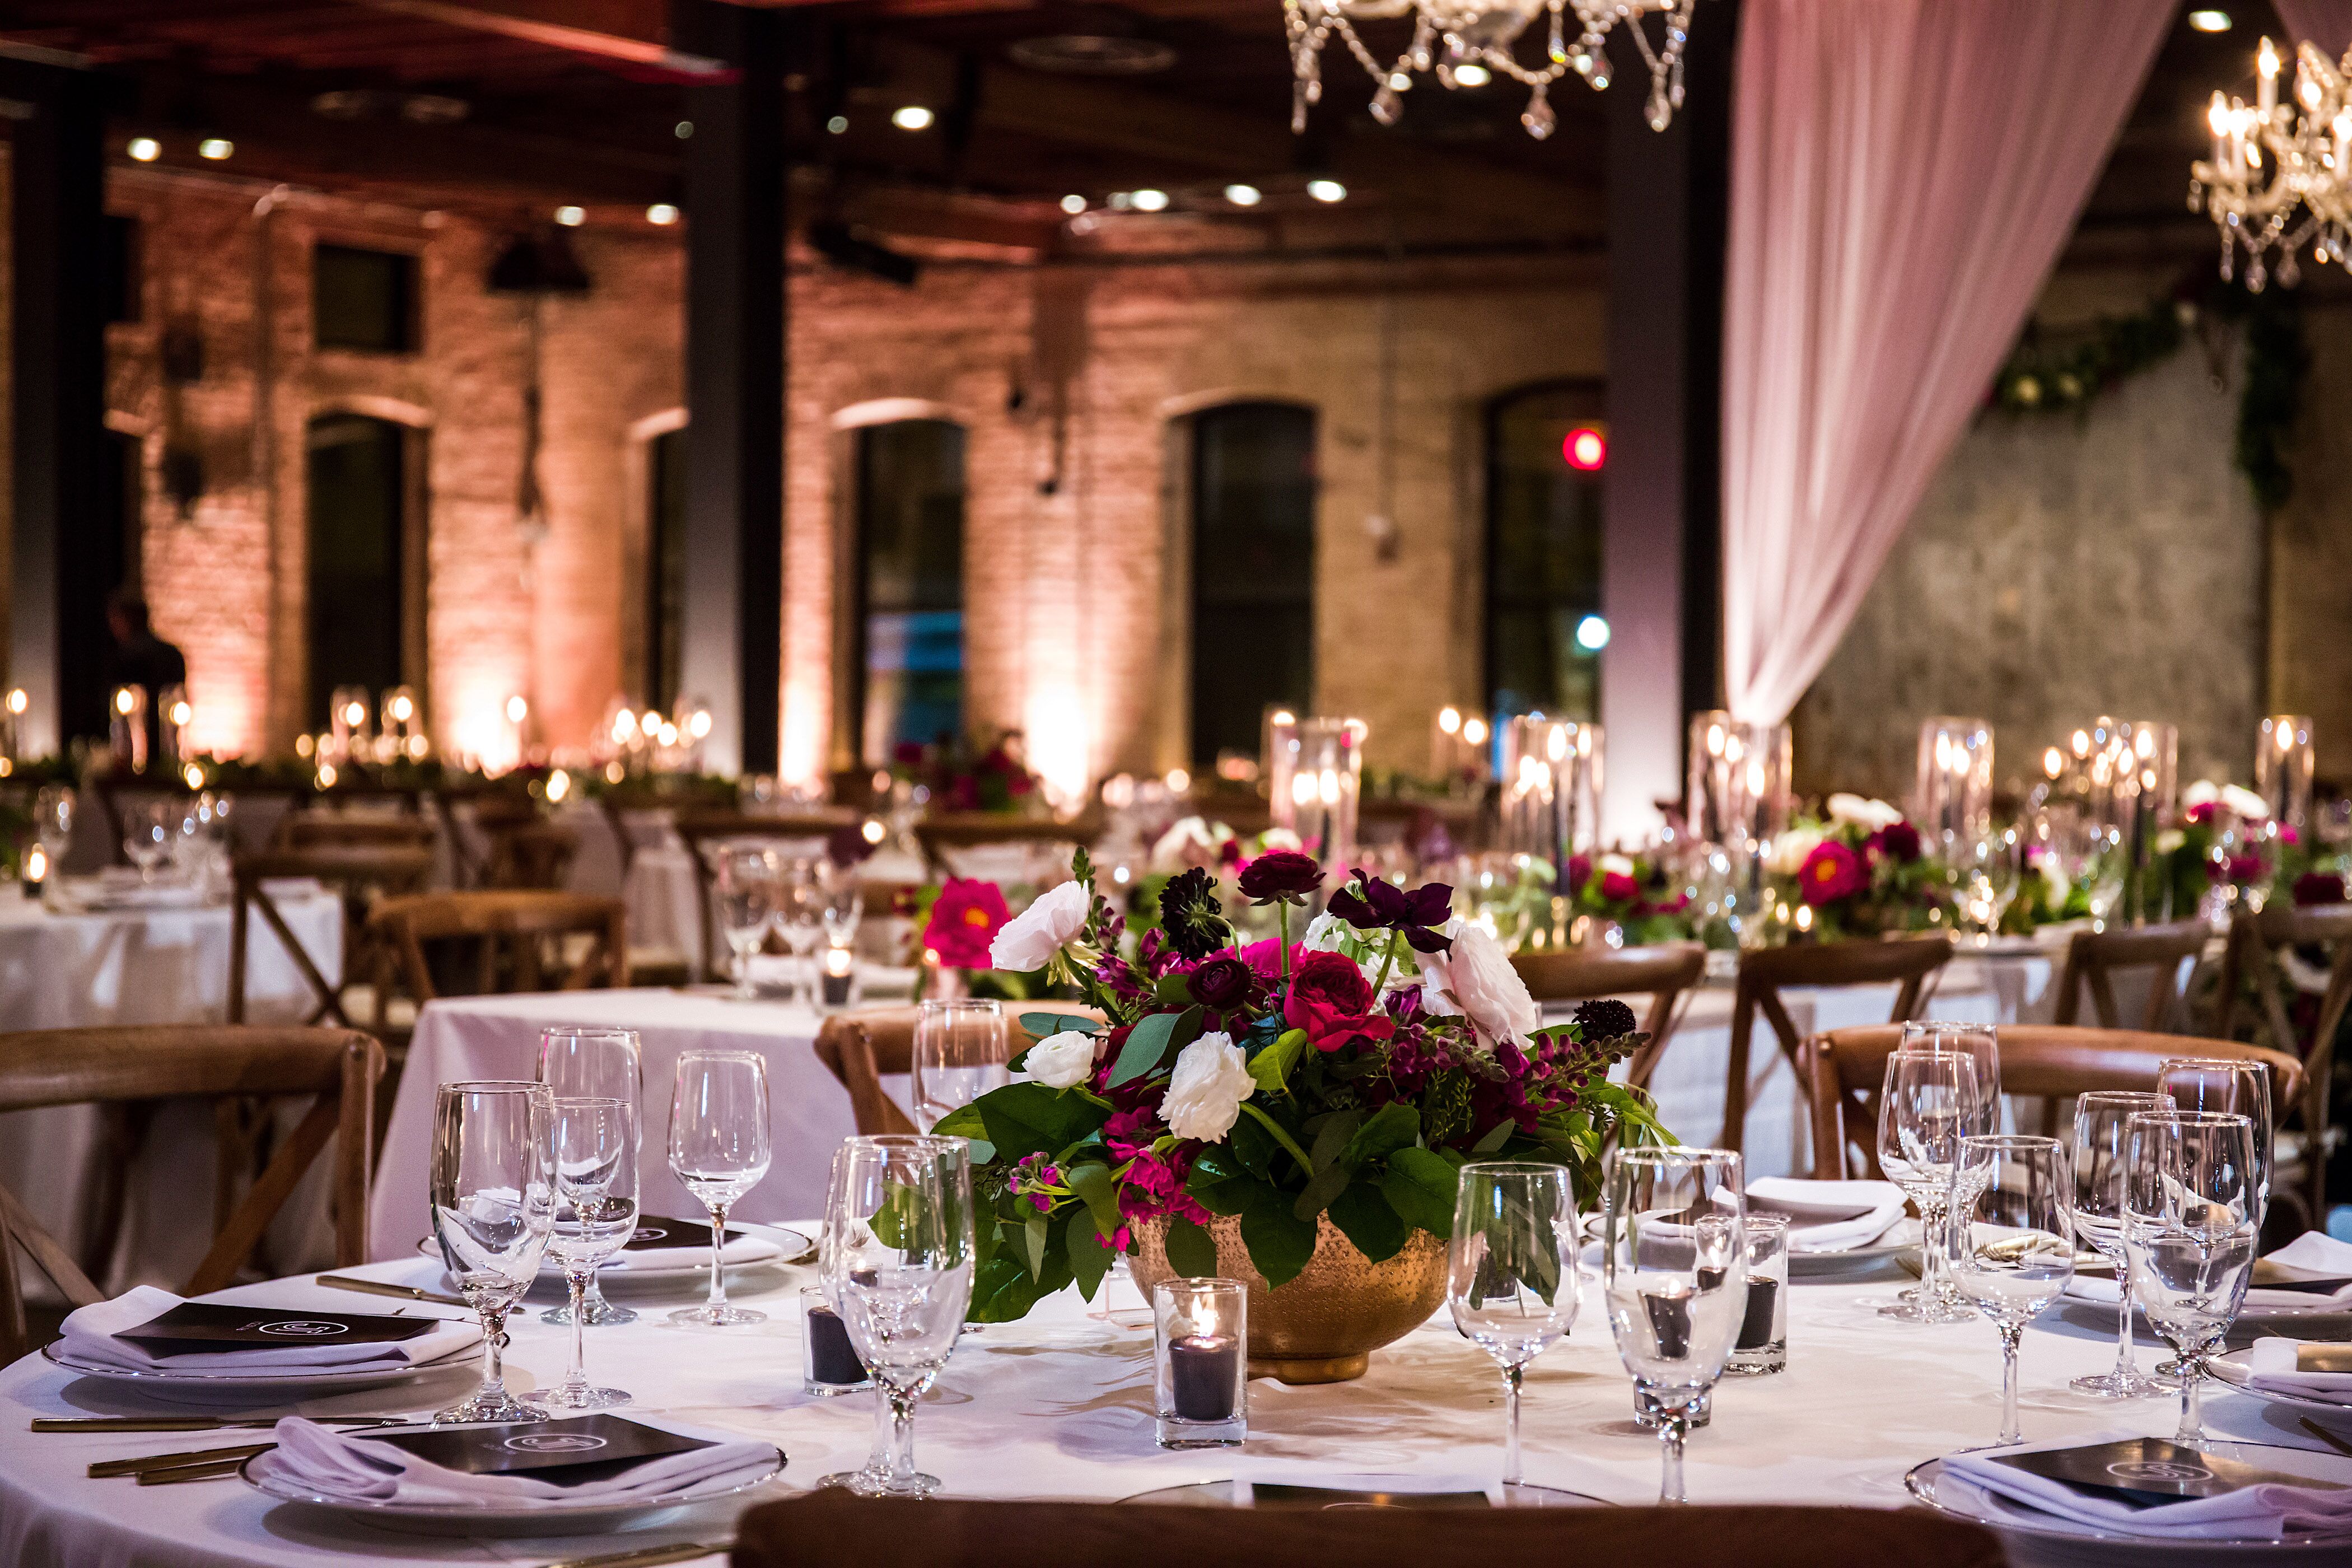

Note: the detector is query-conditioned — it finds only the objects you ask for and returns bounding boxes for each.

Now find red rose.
[1599,870,1640,903]
[1868,822,1923,864]
[1798,841,1867,906]
[923,877,1010,968]
[1283,949,1394,1052]
[1566,855,1593,895]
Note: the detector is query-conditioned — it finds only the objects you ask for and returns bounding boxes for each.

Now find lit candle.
[805,1302,866,1386]
[1168,1333,1240,1421]
[822,945,856,1007]
[21,843,45,900]
[2260,38,2279,118]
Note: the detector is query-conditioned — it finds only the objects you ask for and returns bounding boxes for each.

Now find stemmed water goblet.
[668,1050,772,1326]
[712,844,780,1000]
[2125,1109,2258,1445]
[911,999,1009,1133]
[1877,1050,1982,1324]
[1447,1160,1581,1494]
[1950,1134,2075,1445]
[1602,1145,1746,1505]
[33,784,73,895]
[2069,1090,2173,1399]
[2155,1058,2272,1229]
[777,857,828,1006]
[123,799,175,882]
[536,1026,643,1327]
[1893,1023,2000,1310]
[428,1081,554,1424]
[819,1134,976,1497]
[531,1096,638,1413]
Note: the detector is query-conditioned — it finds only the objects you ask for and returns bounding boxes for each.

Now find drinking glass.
[533,1096,638,1413]
[1447,1161,1581,1491]
[1954,833,2022,942]
[1896,1022,2000,1309]
[34,784,73,874]
[2125,1109,2258,1445]
[2070,1090,2173,1398]
[819,1135,976,1497]
[1602,1146,1746,1505]
[668,1051,772,1326]
[123,799,175,881]
[2156,1058,2273,1230]
[911,998,1009,1132]
[428,1081,554,1424]
[712,844,780,1000]
[535,1026,643,1327]
[1877,1050,1982,1324]
[1950,1135,2075,1445]
[777,857,828,1005]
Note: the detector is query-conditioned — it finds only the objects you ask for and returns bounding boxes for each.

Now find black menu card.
[115,1303,435,1357]
[1991,1439,2349,1509]
[364,1415,721,1487]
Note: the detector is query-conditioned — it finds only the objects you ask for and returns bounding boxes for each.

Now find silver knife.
[316,1274,473,1310]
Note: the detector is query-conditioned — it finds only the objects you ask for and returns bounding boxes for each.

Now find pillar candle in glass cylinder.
[2256,715,2315,832]
[1280,718,1363,868]
[1684,713,1791,852]
[328,685,371,766]
[156,684,193,772]
[110,685,148,773]
[381,685,426,762]
[1154,1277,1245,1448]
[1914,717,1992,850]
[1262,706,1299,825]
[2120,721,2178,922]
[0,688,24,773]
[1500,717,1605,886]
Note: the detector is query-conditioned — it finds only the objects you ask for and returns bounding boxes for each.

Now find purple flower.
[2296,871,2349,906]
[1327,869,1455,954]
[1237,849,1324,904]
[1186,955,1252,1011]
[1868,822,1923,864]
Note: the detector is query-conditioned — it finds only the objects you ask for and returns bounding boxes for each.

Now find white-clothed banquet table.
[4,1243,2346,1567]
[0,886,346,1295]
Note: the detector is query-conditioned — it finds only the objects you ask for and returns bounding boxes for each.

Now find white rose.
[2183,780,2220,810]
[1161,1032,1254,1142]
[1826,793,1903,831]
[1767,825,1826,876]
[990,879,1092,971]
[1257,828,1303,852]
[1414,917,1541,1048]
[1015,1030,1098,1090]
[1598,852,1637,878]
[2220,783,2272,822]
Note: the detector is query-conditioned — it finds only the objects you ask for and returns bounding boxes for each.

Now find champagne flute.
[1950,1134,2075,1445]
[1876,1050,1981,1324]
[1447,1161,1581,1494]
[2125,1109,2258,1445]
[712,844,780,1000]
[2069,1090,2173,1398]
[668,1050,772,1326]
[911,999,1009,1132]
[429,1081,554,1424]
[1602,1146,1745,1505]
[532,1096,638,1412]
[536,1026,643,1327]
[819,1135,976,1497]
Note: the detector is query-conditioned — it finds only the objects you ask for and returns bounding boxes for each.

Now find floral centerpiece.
[1765,794,1956,941]
[942,849,1664,1356]
[1565,850,1697,946]
[895,730,1042,815]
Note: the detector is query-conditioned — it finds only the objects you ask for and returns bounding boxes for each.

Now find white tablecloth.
[3,1239,2342,1567]
[0,890,345,1295]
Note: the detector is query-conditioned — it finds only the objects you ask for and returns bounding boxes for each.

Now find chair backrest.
[674,812,850,980]
[1510,942,1707,1089]
[813,1004,1105,1136]
[732,1493,2003,1568]
[367,890,627,1004]
[230,847,436,1028]
[484,820,579,890]
[0,1025,381,1362]
[281,815,437,852]
[911,814,1098,880]
[1807,1023,2304,1179]
[2052,919,2212,1032]
[2215,899,2352,1228]
[432,790,540,888]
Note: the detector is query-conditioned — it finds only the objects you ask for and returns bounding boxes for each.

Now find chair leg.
[1721,994,1755,1155]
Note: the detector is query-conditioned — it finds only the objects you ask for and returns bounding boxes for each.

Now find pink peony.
[1798,841,1868,906]
[923,878,1010,968]
[1599,870,1640,903]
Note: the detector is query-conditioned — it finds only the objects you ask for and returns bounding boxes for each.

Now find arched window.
[1486,381,1605,721]
[1189,402,1315,767]
[306,413,422,727]
[853,418,965,766]
[645,425,688,715]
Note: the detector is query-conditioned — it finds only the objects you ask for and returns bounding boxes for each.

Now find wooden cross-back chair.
[1721,935,1954,1154]
[1807,1023,2303,1182]
[433,791,540,889]
[2216,900,2352,1225]
[279,814,437,853]
[0,1025,380,1365]
[1510,942,1707,1091]
[483,819,579,890]
[229,847,435,1029]
[367,891,628,1012]
[598,781,736,878]
[911,813,1100,881]
[2052,919,2214,1033]
[674,811,848,982]
[814,1004,1104,1136]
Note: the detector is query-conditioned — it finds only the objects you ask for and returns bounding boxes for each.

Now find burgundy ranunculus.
[1599,870,1640,903]
[2294,871,2348,907]
[1566,855,1593,895]
[1327,869,1455,954]
[1187,955,1252,1011]
[1798,841,1868,906]
[1283,950,1394,1052]
[1238,849,1325,904]
[1869,822,1923,864]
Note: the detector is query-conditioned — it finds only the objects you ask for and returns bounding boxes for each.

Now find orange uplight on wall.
[1564,427,1607,471]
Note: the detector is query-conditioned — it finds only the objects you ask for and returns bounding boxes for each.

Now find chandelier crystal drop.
[1283,0,1697,141]
[2190,34,2352,291]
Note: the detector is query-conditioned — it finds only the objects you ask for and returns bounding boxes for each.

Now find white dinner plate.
[239,1441,785,1534]
[417,1223,811,1282]
[1906,1453,2352,1556]
[2211,1347,2352,1426]
[1579,1213,1916,1273]
[40,1337,480,1397]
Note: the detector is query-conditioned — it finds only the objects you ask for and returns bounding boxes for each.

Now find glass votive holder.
[817,943,859,1012]
[801,1286,870,1397]
[1726,1215,1789,1376]
[1153,1277,1246,1449]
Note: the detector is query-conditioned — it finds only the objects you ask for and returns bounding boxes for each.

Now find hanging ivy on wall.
[1987,272,2309,511]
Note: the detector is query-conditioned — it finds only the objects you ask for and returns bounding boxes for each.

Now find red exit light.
[1563,427,1607,471]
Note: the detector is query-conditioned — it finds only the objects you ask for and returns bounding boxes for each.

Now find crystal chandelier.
[1282,0,1697,142]
[2190,35,2352,291]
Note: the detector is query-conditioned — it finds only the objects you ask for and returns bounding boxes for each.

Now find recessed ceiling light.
[1060,193,1087,214]
[646,204,679,225]
[127,137,160,162]
[1224,183,1263,207]
[1306,178,1347,203]
[2187,10,2231,31]
[1453,63,1492,87]
[826,115,848,135]
[674,120,693,138]
[554,206,586,226]
[197,138,233,160]
[891,105,935,132]
[1131,188,1170,212]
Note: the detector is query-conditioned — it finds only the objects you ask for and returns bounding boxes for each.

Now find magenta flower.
[1798,841,1868,906]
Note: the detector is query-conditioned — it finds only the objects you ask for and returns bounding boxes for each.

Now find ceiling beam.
[340,0,732,76]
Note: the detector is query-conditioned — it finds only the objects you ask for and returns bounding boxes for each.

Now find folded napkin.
[1944,1438,2352,1542]
[269,1416,779,1506]
[1744,1177,1908,1254]
[2069,1231,2352,1311]
[2248,1337,2352,1407]
[58,1287,479,1374]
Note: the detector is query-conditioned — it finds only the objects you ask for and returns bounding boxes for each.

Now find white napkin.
[268,1416,779,1506]
[57,1287,479,1374]
[1944,1437,2352,1542]
[1744,1177,1908,1254]
[2068,1231,2352,1310]
[2248,1337,2352,1407]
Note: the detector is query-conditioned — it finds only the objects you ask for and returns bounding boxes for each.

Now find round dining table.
[1,1238,2341,1567]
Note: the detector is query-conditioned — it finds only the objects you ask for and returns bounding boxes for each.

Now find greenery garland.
[1988,273,2309,511]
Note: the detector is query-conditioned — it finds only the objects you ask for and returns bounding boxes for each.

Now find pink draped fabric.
[2274,1,2352,53]
[1718,0,2174,725]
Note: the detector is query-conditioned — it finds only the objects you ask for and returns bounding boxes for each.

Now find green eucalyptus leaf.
[976,1081,1109,1164]
[1020,1210,1051,1280]
[1380,1146,1461,1238]
[1238,1103,1314,1176]
[1472,1119,1518,1154]
[1020,1011,1093,1043]
[1248,1029,1309,1096]
[1066,1216,1113,1299]
[1290,1160,1352,1222]
[1309,1109,1364,1174]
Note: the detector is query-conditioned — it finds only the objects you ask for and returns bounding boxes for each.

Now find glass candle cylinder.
[801,1286,871,1396]
[1684,712,1791,852]
[818,942,859,1012]
[381,685,426,761]
[1726,1215,1790,1376]
[1262,706,1299,822]
[2257,715,2315,832]
[109,685,148,772]
[1276,717,1362,869]
[1914,717,1993,850]
[328,684,371,766]
[2120,721,2179,923]
[1500,717,1604,884]
[155,684,193,772]
[1153,1277,1246,1449]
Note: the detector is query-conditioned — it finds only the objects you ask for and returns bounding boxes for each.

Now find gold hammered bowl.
[1129,1212,1448,1384]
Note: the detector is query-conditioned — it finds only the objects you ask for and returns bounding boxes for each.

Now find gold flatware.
[316,1274,472,1309]
[2300,1418,2352,1458]
[90,1441,273,1478]
[534,1541,734,1568]
[137,1457,251,1485]
[35,1415,400,1434]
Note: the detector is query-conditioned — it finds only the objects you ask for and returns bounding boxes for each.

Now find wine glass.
[712,844,780,1000]
[428,1081,554,1424]
[123,799,175,882]
[911,999,1009,1132]
[2125,1109,2258,1445]
[2156,1058,2273,1230]
[1602,1145,1746,1505]
[34,784,73,870]
[1877,1049,1982,1324]
[2069,1090,2173,1399]
[818,1134,976,1497]
[532,1096,638,1413]
[536,1026,644,1327]
[777,857,828,1005]
[1954,832,2022,941]
[668,1050,772,1326]
[1950,1134,2075,1445]
[1447,1161,1581,1494]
